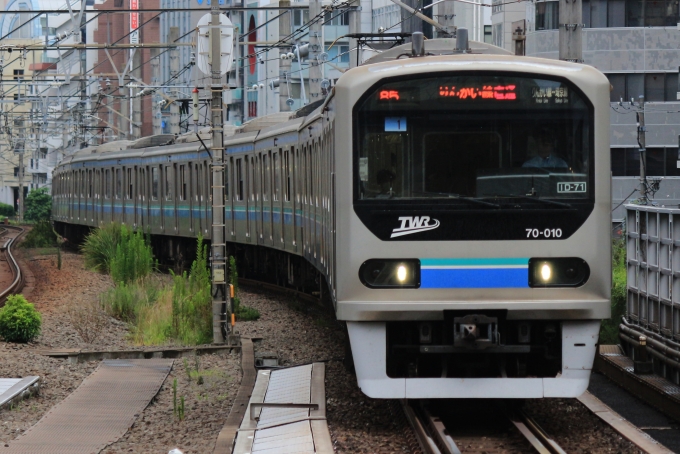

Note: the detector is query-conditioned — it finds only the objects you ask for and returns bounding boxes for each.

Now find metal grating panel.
[598,345,624,356]
[251,420,315,454]
[4,359,173,454]
[0,379,21,395]
[258,364,313,427]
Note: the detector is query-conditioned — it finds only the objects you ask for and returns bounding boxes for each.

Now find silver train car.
[53,38,611,399]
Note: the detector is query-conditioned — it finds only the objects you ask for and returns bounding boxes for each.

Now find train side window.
[165,165,173,200]
[224,162,229,201]
[179,164,186,201]
[115,168,122,199]
[194,164,199,201]
[105,169,111,199]
[285,149,292,202]
[273,151,281,202]
[251,157,256,201]
[262,155,269,202]
[126,168,133,200]
[236,159,244,201]
[151,167,159,200]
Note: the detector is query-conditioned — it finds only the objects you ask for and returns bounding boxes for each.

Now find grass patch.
[600,237,626,344]
[81,222,123,273]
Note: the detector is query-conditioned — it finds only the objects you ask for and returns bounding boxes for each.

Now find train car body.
[53,38,610,400]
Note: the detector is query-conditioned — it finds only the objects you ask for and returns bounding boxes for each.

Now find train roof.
[362,39,512,65]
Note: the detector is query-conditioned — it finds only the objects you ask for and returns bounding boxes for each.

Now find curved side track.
[402,400,567,454]
[238,278,321,306]
[0,225,25,305]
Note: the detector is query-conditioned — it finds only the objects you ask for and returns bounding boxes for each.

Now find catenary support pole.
[279,0,292,112]
[210,5,228,344]
[169,27,181,135]
[308,0,322,103]
[558,0,582,62]
[637,95,647,202]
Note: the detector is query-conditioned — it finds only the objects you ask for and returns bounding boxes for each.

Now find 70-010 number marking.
[526,228,563,238]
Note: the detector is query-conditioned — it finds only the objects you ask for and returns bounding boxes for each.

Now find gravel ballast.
[0,249,648,453]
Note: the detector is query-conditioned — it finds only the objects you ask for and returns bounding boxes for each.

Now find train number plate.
[557,182,586,193]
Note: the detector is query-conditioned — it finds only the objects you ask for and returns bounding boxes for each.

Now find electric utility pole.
[637,95,647,201]
[279,0,292,111]
[309,0,322,102]
[558,0,582,62]
[209,6,228,344]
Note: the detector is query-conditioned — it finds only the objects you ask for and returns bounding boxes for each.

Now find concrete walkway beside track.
[2,358,173,454]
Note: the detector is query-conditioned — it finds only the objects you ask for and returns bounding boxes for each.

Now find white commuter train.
[53,36,611,399]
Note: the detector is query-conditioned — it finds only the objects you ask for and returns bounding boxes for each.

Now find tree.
[24,188,51,222]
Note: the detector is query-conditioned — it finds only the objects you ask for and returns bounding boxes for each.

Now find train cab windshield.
[354,73,593,205]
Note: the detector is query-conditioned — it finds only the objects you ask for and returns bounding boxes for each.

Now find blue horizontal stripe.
[421,258,529,267]
[421,268,529,288]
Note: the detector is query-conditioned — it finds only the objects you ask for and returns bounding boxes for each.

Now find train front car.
[334,54,611,399]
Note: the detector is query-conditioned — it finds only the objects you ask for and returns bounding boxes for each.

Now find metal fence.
[624,204,680,382]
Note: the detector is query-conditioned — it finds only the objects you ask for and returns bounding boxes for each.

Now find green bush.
[24,188,51,222]
[0,294,41,343]
[100,279,161,323]
[0,202,14,218]
[171,236,213,344]
[81,223,124,273]
[600,238,627,344]
[20,221,57,248]
[109,225,154,284]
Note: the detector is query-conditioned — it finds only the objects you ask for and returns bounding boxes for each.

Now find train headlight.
[529,258,590,288]
[359,259,420,288]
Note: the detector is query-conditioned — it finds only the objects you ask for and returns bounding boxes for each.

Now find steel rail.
[0,226,25,304]
[238,277,320,306]
[403,400,567,454]
[509,409,567,454]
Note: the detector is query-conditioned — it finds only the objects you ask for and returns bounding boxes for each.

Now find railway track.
[402,399,567,454]
[0,225,25,305]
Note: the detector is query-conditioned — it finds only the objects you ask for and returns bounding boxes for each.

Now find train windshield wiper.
[412,192,500,208]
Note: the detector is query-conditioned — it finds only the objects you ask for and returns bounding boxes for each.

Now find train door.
[175,164,182,234]
[289,147,297,250]
[206,162,211,237]
[251,156,260,243]
[164,165,173,233]
[99,170,103,225]
[87,170,93,224]
[261,153,270,245]
[284,148,291,251]
[150,166,160,232]
[227,158,236,238]
[192,163,199,234]
[301,146,308,258]
[138,167,145,229]
[243,156,253,241]
[274,150,283,247]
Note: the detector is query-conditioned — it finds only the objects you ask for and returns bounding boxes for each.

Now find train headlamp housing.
[529,257,590,288]
[359,259,421,289]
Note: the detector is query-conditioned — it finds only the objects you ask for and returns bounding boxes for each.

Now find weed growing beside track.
[80,223,257,345]
[601,238,626,344]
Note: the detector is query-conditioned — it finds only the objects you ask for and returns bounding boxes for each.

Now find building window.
[607,73,678,102]
[13,167,18,177]
[324,10,349,25]
[536,1,560,30]
[611,147,680,176]
[292,9,310,28]
[13,69,23,80]
[484,25,493,44]
[493,23,503,47]
[339,45,350,63]
[584,0,680,27]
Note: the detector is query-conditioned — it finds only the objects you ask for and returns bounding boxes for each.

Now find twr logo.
[391,216,440,238]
